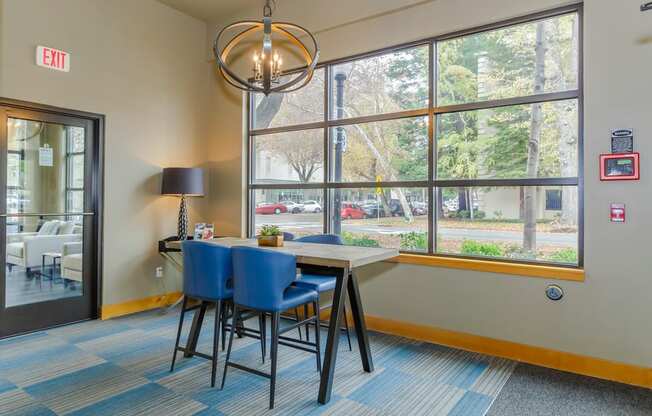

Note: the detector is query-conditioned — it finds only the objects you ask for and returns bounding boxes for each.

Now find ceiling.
[157,0,262,23]
[157,0,434,29]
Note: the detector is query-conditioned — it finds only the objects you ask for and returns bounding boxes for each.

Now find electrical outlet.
[155,266,164,279]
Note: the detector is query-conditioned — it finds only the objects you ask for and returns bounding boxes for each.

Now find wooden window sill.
[386,253,585,282]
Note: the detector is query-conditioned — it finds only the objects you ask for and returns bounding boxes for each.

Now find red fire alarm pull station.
[610,204,626,222]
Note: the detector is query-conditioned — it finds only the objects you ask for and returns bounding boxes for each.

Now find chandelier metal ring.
[213,2,319,96]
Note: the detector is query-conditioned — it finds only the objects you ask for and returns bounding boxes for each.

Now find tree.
[255,132,322,183]
[253,72,325,183]
[523,22,548,252]
[551,17,579,227]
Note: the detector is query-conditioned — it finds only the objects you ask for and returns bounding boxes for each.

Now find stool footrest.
[277,337,319,354]
[175,347,213,361]
[226,362,271,379]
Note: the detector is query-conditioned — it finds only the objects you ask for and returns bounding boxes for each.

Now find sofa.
[6,220,82,274]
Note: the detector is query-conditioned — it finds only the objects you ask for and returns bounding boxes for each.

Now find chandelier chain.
[263,0,275,17]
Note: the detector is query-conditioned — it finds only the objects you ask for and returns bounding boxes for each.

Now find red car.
[255,203,288,215]
[340,203,367,220]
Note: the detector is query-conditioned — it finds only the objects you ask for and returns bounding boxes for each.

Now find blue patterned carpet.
[0,309,516,415]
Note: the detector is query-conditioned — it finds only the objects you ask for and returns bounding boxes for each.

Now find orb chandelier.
[213,0,320,96]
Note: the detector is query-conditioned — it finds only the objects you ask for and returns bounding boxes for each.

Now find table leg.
[347,271,374,372]
[318,266,349,404]
[184,301,207,358]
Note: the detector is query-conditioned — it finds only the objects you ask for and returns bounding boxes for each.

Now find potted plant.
[257,224,284,247]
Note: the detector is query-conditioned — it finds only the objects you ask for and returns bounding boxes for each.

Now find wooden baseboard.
[362,314,652,389]
[100,292,182,320]
[99,295,651,389]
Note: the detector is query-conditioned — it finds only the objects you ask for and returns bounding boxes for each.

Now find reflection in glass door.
[0,103,102,337]
[5,118,85,306]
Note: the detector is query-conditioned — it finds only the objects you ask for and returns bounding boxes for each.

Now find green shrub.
[400,232,427,251]
[548,248,578,264]
[341,231,381,248]
[461,240,503,257]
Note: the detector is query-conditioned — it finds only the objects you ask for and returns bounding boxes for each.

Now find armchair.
[6,221,82,274]
[61,242,82,283]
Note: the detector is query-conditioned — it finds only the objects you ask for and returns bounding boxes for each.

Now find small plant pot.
[257,235,284,247]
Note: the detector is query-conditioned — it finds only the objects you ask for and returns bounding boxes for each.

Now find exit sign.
[36,46,70,72]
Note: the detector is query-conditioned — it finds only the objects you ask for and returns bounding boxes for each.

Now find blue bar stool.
[222,246,321,409]
[170,241,264,388]
[293,234,352,351]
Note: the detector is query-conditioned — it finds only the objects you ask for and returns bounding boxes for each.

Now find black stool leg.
[211,300,222,387]
[343,303,352,351]
[259,313,266,363]
[269,312,280,409]
[221,304,239,390]
[294,308,302,340]
[313,301,322,374]
[304,304,310,342]
[221,302,228,351]
[170,296,188,372]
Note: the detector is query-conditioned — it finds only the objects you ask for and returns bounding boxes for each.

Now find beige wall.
[206,0,652,368]
[0,0,211,305]
[2,0,651,369]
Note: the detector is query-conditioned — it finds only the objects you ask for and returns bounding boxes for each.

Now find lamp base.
[177,195,188,240]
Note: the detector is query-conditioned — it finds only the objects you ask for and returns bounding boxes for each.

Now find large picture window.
[247,6,582,267]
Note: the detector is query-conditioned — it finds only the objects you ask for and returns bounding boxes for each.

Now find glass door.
[0,105,99,337]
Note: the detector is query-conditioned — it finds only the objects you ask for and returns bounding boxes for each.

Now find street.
[255,213,577,245]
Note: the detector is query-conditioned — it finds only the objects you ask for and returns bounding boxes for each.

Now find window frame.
[246,3,584,269]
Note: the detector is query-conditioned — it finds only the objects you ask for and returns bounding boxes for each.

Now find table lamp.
[161,167,204,240]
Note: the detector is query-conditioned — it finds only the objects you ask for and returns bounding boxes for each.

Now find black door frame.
[0,98,104,338]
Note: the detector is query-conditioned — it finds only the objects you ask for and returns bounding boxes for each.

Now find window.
[247,6,582,267]
[65,126,85,214]
[545,189,562,211]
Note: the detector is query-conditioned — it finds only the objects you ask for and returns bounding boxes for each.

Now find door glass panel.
[5,118,85,307]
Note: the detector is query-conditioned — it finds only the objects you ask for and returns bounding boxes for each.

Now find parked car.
[388,199,405,217]
[280,200,304,214]
[411,201,428,216]
[302,200,322,213]
[340,202,367,220]
[361,203,387,218]
[444,199,458,212]
[255,203,287,215]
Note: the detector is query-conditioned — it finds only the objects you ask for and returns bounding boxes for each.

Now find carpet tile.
[0,309,515,415]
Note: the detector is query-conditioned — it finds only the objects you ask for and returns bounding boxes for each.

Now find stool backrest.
[231,246,296,311]
[295,234,343,245]
[282,231,295,241]
[182,240,232,300]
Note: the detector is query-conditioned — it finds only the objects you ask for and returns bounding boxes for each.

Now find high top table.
[168,237,399,404]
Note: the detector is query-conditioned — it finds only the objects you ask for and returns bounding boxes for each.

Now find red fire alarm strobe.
[610,203,626,223]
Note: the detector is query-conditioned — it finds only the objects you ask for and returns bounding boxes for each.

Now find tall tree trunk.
[458,187,468,212]
[553,18,579,226]
[523,22,547,253]
[437,188,444,218]
[255,95,284,129]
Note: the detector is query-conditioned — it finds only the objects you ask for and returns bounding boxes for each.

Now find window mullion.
[324,65,331,234]
[429,41,437,255]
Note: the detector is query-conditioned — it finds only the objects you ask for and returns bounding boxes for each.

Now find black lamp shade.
[161,167,205,196]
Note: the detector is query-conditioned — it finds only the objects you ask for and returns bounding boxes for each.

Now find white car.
[301,200,322,213]
[281,201,304,214]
